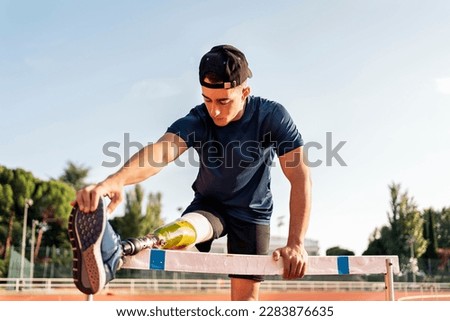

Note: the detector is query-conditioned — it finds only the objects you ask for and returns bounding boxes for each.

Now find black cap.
[199,45,252,89]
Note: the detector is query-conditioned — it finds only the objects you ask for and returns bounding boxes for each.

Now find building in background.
[209,236,320,256]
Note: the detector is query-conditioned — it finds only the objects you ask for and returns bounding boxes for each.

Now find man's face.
[201,83,250,127]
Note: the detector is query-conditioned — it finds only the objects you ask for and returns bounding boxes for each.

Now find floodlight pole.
[20,199,33,284]
[30,220,39,281]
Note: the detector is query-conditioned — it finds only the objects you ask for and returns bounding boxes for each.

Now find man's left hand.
[272,244,308,279]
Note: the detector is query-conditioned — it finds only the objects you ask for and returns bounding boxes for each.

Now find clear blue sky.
[1,0,449,255]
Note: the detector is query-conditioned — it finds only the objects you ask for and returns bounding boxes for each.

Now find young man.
[69,45,311,301]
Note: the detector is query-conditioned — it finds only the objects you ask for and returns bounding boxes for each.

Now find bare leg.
[230,278,261,301]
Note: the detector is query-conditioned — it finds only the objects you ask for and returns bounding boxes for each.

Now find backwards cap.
[199,45,252,89]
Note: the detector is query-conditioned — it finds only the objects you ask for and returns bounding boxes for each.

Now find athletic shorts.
[185,210,270,282]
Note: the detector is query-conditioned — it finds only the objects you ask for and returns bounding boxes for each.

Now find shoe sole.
[68,199,106,295]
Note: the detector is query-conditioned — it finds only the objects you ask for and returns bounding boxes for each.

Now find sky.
[1,0,449,255]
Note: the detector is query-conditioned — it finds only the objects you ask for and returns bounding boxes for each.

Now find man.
[69,45,311,301]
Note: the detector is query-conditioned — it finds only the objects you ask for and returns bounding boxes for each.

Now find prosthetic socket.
[121,219,197,256]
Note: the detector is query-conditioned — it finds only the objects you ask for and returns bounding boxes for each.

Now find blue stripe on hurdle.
[337,256,350,275]
[150,249,166,270]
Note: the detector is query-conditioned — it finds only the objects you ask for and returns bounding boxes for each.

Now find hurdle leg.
[384,258,395,301]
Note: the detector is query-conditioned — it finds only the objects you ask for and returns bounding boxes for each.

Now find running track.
[1,291,449,301]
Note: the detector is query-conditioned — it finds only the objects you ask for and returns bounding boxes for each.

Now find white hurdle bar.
[121,249,400,301]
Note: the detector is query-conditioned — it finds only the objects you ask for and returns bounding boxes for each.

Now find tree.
[422,208,439,260]
[0,166,36,259]
[58,161,90,190]
[433,207,450,274]
[326,246,355,256]
[110,185,164,239]
[435,207,450,249]
[32,180,76,249]
[0,183,14,259]
[1,165,76,277]
[118,184,145,238]
[142,192,164,234]
[363,227,389,255]
[364,183,428,273]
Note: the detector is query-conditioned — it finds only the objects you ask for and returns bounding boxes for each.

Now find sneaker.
[68,198,122,295]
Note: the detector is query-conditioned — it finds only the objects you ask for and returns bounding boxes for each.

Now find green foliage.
[0,183,14,213]
[362,183,450,279]
[0,184,14,247]
[0,166,37,259]
[363,226,389,255]
[326,246,355,256]
[364,183,428,272]
[32,180,76,249]
[0,164,76,271]
[422,208,438,259]
[435,207,450,248]
[1,163,167,278]
[142,192,164,234]
[58,161,90,190]
[0,258,7,277]
[33,180,75,225]
[419,207,450,276]
[0,167,36,216]
[110,185,164,239]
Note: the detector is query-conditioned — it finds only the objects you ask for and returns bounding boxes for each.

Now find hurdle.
[110,250,399,301]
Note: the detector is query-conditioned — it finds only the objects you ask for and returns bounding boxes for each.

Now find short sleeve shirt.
[167,95,303,224]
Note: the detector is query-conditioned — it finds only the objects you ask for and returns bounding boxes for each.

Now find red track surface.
[1,291,448,301]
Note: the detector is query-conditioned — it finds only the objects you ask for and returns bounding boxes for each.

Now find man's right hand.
[75,180,124,214]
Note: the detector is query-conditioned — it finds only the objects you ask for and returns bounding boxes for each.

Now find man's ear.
[242,85,251,99]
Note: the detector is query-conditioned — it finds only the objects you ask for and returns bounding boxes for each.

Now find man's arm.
[273,146,312,279]
[76,132,188,214]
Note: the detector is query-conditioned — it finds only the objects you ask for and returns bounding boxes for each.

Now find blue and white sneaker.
[68,198,122,295]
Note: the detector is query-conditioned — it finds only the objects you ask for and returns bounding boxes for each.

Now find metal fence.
[1,278,449,295]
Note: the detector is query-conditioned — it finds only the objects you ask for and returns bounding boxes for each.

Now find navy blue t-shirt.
[167,95,303,225]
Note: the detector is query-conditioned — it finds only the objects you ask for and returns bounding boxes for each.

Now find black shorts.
[188,210,270,282]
